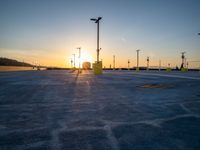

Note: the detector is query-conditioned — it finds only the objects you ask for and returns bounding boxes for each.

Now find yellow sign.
[93,61,102,75]
[181,68,188,72]
[166,68,172,72]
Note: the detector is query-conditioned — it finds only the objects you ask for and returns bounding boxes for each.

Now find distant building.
[82,62,91,70]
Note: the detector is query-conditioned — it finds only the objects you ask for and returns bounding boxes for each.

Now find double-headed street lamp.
[90,17,102,63]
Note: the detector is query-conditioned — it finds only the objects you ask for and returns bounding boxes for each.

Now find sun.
[69,50,93,68]
[78,51,93,67]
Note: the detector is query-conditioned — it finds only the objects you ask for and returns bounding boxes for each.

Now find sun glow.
[74,50,93,68]
[80,51,93,63]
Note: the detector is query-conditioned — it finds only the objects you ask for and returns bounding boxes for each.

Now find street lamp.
[90,17,102,63]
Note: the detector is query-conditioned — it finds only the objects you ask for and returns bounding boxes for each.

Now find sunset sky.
[0,0,200,68]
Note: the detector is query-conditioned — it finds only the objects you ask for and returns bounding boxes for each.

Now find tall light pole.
[136,49,140,68]
[147,56,149,70]
[77,47,81,70]
[70,58,73,68]
[181,52,186,69]
[90,17,102,63]
[73,54,76,68]
[128,59,130,70]
[113,55,115,70]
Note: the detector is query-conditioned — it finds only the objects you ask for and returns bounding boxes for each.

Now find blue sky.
[0,0,200,67]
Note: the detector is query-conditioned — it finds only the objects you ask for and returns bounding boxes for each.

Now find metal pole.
[97,22,99,62]
[113,55,115,69]
[70,58,73,68]
[181,52,186,68]
[73,54,75,68]
[136,49,140,68]
[90,17,102,63]
[147,57,149,70]
[77,47,81,70]
[128,59,130,69]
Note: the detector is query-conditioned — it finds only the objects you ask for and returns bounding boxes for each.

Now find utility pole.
[181,52,186,69]
[73,54,76,68]
[90,17,102,63]
[77,47,81,71]
[113,55,115,70]
[136,49,140,69]
[147,57,149,70]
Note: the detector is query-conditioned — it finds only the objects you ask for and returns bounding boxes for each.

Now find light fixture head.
[90,17,102,23]
[90,18,97,21]
[98,17,102,20]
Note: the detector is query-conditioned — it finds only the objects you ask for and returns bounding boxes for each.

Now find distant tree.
[0,57,32,66]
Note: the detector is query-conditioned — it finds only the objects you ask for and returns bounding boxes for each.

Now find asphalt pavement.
[0,70,200,150]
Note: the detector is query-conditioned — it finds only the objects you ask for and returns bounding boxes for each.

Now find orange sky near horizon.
[1,46,199,69]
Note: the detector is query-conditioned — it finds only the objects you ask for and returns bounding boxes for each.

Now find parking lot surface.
[0,70,200,150]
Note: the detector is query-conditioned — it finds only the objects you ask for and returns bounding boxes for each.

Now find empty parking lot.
[0,70,200,150]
